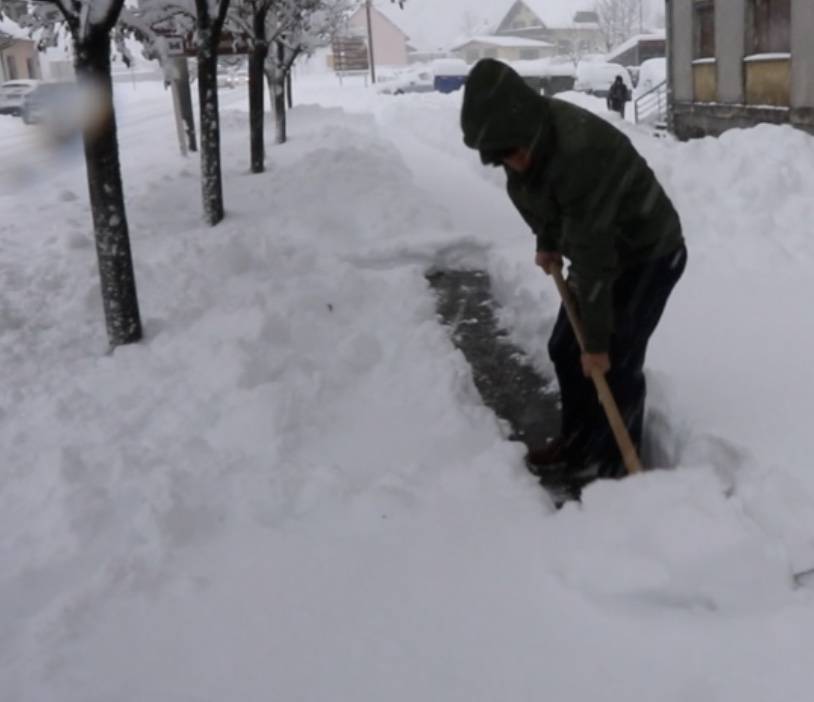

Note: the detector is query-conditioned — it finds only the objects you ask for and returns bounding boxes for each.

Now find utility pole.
[365,0,377,84]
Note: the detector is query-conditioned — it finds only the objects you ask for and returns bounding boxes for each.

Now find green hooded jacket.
[460,59,684,353]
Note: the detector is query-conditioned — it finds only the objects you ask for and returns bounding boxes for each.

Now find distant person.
[607,75,631,119]
[459,58,686,480]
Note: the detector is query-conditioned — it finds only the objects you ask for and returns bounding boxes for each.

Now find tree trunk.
[74,31,142,347]
[286,71,293,109]
[273,76,286,144]
[273,42,287,145]
[248,42,268,173]
[196,31,225,225]
[175,57,197,152]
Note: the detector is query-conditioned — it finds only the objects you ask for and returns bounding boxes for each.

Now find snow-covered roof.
[349,4,410,40]
[0,16,32,41]
[491,1,600,32]
[606,32,667,62]
[452,35,554,50]
[374,0,596,52]
[509,58,577,78]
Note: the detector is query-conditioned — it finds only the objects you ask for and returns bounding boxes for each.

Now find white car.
[0,79,41,116]
[634,58,667,98]
[574,62,632,98]
[377,67,434,95]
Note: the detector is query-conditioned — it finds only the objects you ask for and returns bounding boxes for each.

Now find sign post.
[331,36,370,86]
[164,36,195,155]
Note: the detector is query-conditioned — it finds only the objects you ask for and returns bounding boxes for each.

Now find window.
[6,55,19,80]
[519,49,539,60]
[748,0,790,54]
[693,1,715,59]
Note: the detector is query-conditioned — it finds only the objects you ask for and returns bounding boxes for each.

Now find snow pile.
[1,79,814,701]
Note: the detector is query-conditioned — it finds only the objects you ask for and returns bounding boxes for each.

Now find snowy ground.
[2,75,814,701]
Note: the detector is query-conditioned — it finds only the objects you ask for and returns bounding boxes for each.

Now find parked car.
[574,62,633,98]
[377,66,435,95]
[634,57,667,98]
[431,58,468,94]
[0,79,41,116]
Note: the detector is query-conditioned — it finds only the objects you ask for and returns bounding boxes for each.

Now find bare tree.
[193,0,232,225]
[6,0,142,347]
[122,0,231,225]
[595,0,641,51]
[228,0,274,173]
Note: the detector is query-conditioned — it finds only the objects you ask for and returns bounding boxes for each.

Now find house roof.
[452,35,554,51]
[350,3,409,41]
[373,0,597,53]
[605,31,666,62]
[492,1,600,31]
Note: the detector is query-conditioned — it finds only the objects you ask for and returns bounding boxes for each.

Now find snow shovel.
[550,264,643,476]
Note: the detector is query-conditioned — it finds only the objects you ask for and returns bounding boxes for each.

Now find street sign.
[332,36,369,73]
[166,36,185,57]
[181,32,249,57]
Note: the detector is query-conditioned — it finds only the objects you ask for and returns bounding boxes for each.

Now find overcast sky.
[376,0,665,51]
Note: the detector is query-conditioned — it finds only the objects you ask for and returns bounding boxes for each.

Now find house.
[343,3,410,67]
[667,0,810,139]
[451,35,556,64]
[606,32,666,68]
[0,16,41,82]
[491,1,605,57]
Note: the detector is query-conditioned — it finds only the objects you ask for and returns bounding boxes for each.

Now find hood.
[460,58,551,163]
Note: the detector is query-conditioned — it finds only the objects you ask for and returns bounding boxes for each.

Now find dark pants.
[548,245,687,470]
[609,100,626,119]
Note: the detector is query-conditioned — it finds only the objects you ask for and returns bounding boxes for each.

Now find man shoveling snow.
[460,58,687,482]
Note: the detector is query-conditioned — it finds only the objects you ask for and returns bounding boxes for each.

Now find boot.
[526,437,573,475]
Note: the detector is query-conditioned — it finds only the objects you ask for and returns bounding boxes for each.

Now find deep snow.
[2,75,814,701]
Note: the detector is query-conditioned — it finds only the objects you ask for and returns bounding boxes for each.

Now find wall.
[1,39,40,81]
[791,0,814,109]
[671,0,693,102]
[611,39,666,68]
[670,0,814,137]
[716,0,745,103]
[348,7,408,67]
[453,42,555,64]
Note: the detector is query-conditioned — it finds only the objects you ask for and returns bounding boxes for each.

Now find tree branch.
[100,0,127,34]
[213,0,232,34]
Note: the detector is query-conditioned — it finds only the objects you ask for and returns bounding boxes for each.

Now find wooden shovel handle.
[550,265,642,475]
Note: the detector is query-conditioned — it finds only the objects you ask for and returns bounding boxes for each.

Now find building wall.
[791,0,814,109]
[546,27,604,55]
[716,0,745,103]
[671,0,693,102]
[0,40,41,81]
[670,0,814,138]
[452,42,555,64]
[348,8,408,66]
[611,40,667,68]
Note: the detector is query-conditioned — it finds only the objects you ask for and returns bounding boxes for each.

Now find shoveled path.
[426,268,584,503]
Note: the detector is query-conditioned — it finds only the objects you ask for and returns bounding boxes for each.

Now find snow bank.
[2,78,814,701]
